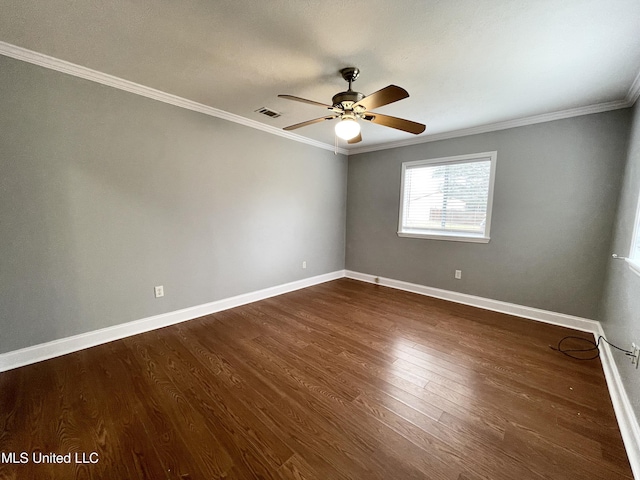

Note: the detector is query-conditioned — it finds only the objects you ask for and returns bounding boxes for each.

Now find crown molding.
[627,68,640,106]
[0,41,349,156]
[347,98,632,155]
[1,41,636,158]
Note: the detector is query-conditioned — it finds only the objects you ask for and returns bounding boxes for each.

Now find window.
[398,151,497,243]
[629,193,640,275]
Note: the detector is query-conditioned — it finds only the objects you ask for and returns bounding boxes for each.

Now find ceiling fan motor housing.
[333,67,364,109]
[332,90,365,109]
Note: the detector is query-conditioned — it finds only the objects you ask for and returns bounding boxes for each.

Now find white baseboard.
[0,270,345,372]
[595,324,640,479]
[345,270,600,333]
[345,270,639,479]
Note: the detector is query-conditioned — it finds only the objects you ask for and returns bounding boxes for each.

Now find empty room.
[1,1,639,479]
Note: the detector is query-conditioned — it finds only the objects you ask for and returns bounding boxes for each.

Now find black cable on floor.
[550,335,635,360]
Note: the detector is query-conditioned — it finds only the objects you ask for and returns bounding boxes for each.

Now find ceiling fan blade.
[353,85,409,111]
[278,94,332,108]
[363,112,426,135]
[283,115,338,131]
[348,132,362,144]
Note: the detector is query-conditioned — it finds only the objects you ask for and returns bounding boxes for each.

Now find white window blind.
[398,152,497,242]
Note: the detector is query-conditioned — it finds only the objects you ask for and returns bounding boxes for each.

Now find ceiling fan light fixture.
[279,67,425,141]
[335,116,361,140]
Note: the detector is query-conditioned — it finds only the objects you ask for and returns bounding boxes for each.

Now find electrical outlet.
[154,285,164,298]
[632,343,640,369]
[302,261,307,269]
[455,270,462,280]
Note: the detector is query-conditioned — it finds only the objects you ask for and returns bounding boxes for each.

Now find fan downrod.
[333,67,364,107]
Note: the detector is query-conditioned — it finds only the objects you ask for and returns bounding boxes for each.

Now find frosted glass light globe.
[334,118,360,140]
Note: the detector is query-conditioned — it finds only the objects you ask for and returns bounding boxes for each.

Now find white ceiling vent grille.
[255,107,281,118]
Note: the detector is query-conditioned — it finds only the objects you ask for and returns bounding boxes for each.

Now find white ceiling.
[1,0,639,152]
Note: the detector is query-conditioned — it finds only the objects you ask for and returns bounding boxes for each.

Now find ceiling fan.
[278,67,426,144]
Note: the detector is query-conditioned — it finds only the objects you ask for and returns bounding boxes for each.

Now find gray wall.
[346,110,631,319]
[600,102,640,419]
[0,56,347,354]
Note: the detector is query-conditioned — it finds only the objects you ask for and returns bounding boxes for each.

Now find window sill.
[397,231,490,243]
[626,258,640,277]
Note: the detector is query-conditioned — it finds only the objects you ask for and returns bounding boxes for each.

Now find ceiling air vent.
[255,107,281,118]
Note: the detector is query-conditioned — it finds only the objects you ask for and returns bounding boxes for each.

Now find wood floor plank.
[352,390,544,480]
[50,351,132,480]
[398,341,610,423]
[425,380,607,462]
[237,341,439,479]
[201,334,406,479]
[87,344,172,480]
[149,328,296,476]
[501,423,633,480]
[113,338,229,479]
[277,454,320,480]
[0,278,632,479]
[171,322,366,480]
[229,331,454,479]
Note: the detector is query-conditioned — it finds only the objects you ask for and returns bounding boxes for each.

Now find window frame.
[627,191,640,276]
[397,151,497,243]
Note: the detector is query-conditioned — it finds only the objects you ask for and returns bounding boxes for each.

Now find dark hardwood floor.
[0,278,633,479]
